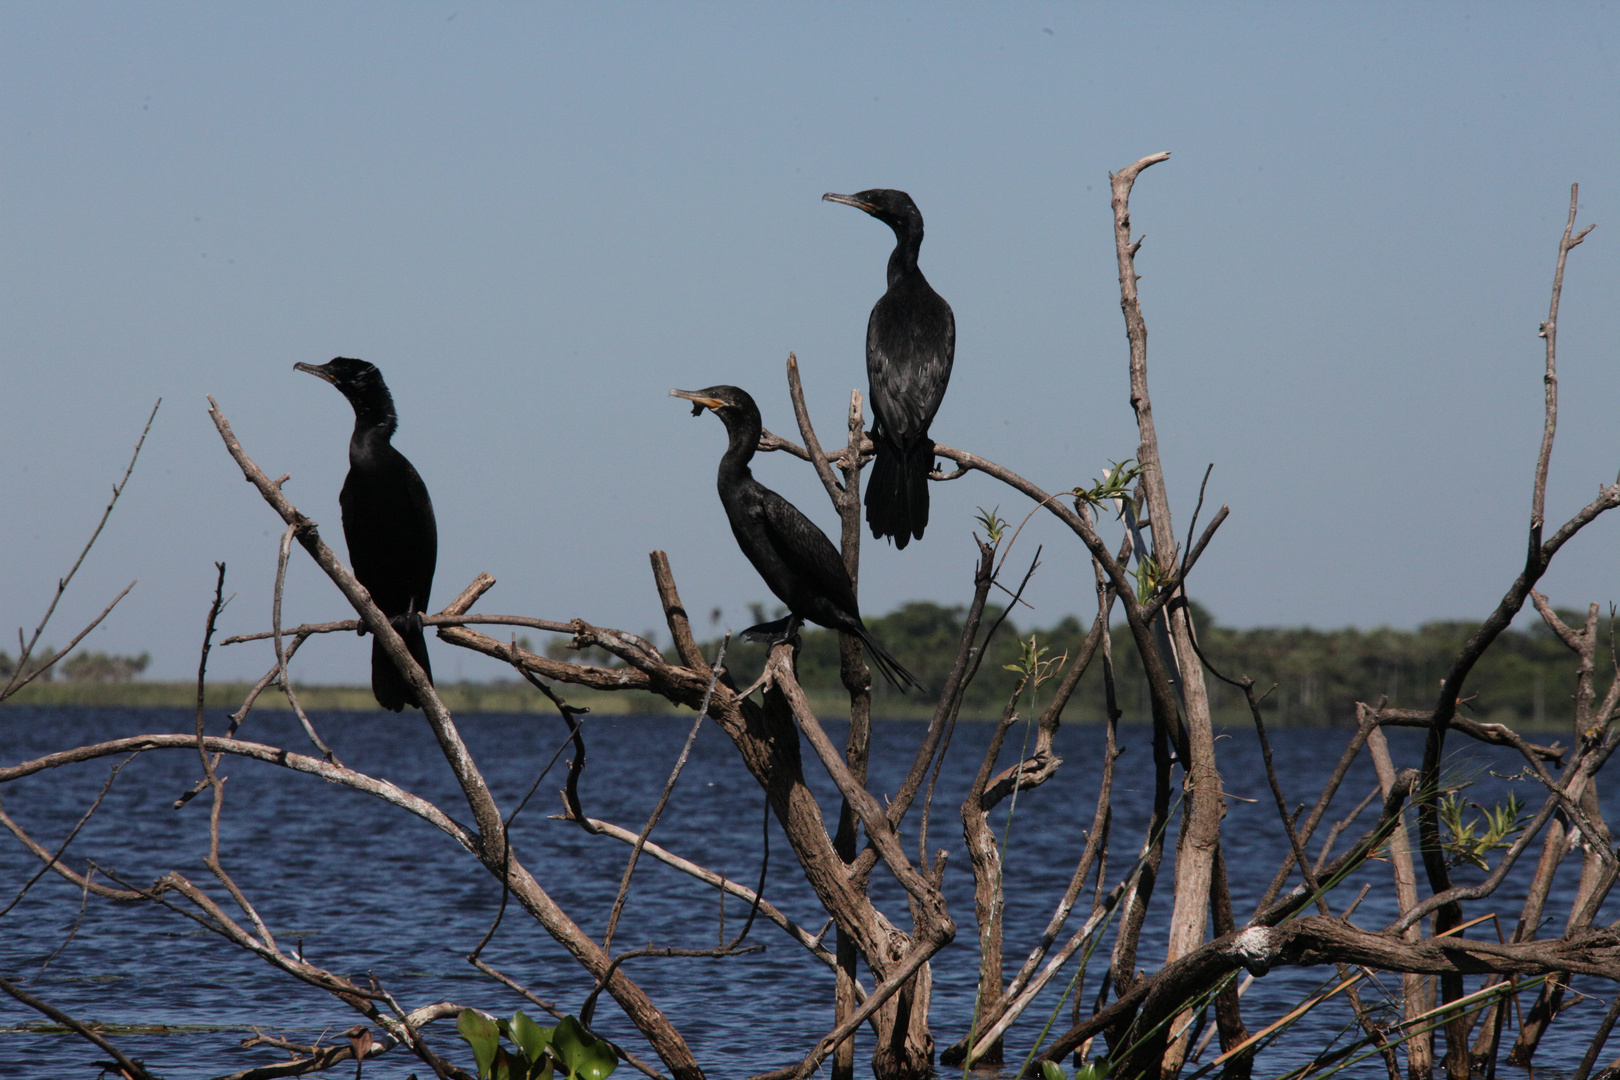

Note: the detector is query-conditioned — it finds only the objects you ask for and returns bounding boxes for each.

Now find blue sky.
[3,4,1618,683]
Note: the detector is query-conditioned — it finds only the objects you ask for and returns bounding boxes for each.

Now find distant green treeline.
[702,600,1603,728]
[3,602,1600,727]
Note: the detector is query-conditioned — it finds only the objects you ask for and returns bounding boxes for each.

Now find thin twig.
[30,867,95,984]
[602,637,728,953]
[467,639,600,962]
[1,399,158,700]
[0,756,136,919]
[0,973,156,1080]
[272,524,338,762]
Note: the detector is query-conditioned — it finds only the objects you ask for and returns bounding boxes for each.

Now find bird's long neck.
[886,221,923,287]
[717,411,762,487]
[347,388,398,462]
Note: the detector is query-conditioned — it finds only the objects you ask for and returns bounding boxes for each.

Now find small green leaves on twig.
[974,505,1007,546]
[1438,791,1530,871]
[1070,459,1142,514]
[1003,635,1068,703]
[1130,553,1173,604]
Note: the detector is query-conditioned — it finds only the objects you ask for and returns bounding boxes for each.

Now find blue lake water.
[0,706,1612,1079]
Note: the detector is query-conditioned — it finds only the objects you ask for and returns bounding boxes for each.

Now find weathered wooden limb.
[1206,845,1256,1078]
[957,688,1027,1068]
[943,599,1118,1068]
[1252,769,1420,929]
[1194,670,1396,1076]
[956,843,1146,1069]
[1531,183,1596,535]
[764,649,950,937]
[1373,709,1565,764]
[208,401,704,1078]
[1471,598,1612,1065]
[1366,718,1432,1080]
[0,735,480,849]
[215,1002,468,1080]
[651,552,710,673]
[210,400,502,839]
[1510,782,1615,1064]
[785,351,848,508]
[1030,917,1620,1075]
[1410,187,1604,1079]
[759,648,950,1077]
[1253,717,1377,916]
[1105,150,1224,1078]
[0,974,159,1080]
[601,639,728,953]
[580,816,846,972]
[830,383,871,1080]
[882,540,998,844]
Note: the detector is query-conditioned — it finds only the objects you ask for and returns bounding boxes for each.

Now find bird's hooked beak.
[670,389,724,417]
[822,192,876,215]
[294,361,337,384]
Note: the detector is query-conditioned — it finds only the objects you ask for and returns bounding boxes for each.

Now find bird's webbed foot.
[740,614,803,646]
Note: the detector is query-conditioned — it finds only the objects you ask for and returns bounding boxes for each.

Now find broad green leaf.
[458,1009,501,1080]
[552,1014,618,1080]
[510,1010,554,1068]
[1041,1062,1066,1080]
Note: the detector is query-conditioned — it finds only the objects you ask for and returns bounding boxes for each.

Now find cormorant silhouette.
[671,384,918,691]
[823,188,955,549]
[295,357,437,711]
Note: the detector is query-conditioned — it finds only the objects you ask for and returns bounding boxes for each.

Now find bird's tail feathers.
[865,438,932,549]
[371,615,434,712]
[855,625,922,694]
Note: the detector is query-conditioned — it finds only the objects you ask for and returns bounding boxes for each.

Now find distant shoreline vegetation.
[1,600,1593,728]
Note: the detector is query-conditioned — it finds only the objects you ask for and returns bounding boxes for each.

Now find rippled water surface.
[1,706,1613,1078]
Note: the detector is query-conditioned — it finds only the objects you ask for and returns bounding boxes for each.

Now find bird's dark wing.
[866,275,955,444]
[757,488,860,618]
[401,456,437,594]
[340,445,437,619]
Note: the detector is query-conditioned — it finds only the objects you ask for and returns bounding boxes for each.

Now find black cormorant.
[295,357,437,712]
[671,384,919,692]
[823,188,955,550]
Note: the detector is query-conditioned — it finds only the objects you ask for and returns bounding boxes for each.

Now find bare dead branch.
[2,399,158,700]
[651,551,710,672]
[602,637,729,952]
[1031,916,1620,1074]
[580,816,842,970]
[1532,183,1595,532]
[785,352,846,507]
[0,973,157,1080]
[28,865,95,984]
[0,580,138,699]
[0,756,136,917]
[268,525,338,762]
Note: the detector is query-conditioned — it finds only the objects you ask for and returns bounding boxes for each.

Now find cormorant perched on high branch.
[823,188,955,550]
[295,357,437,712]
[671,384,919,692]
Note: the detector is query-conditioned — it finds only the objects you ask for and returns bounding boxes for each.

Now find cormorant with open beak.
[672,384,918,691]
